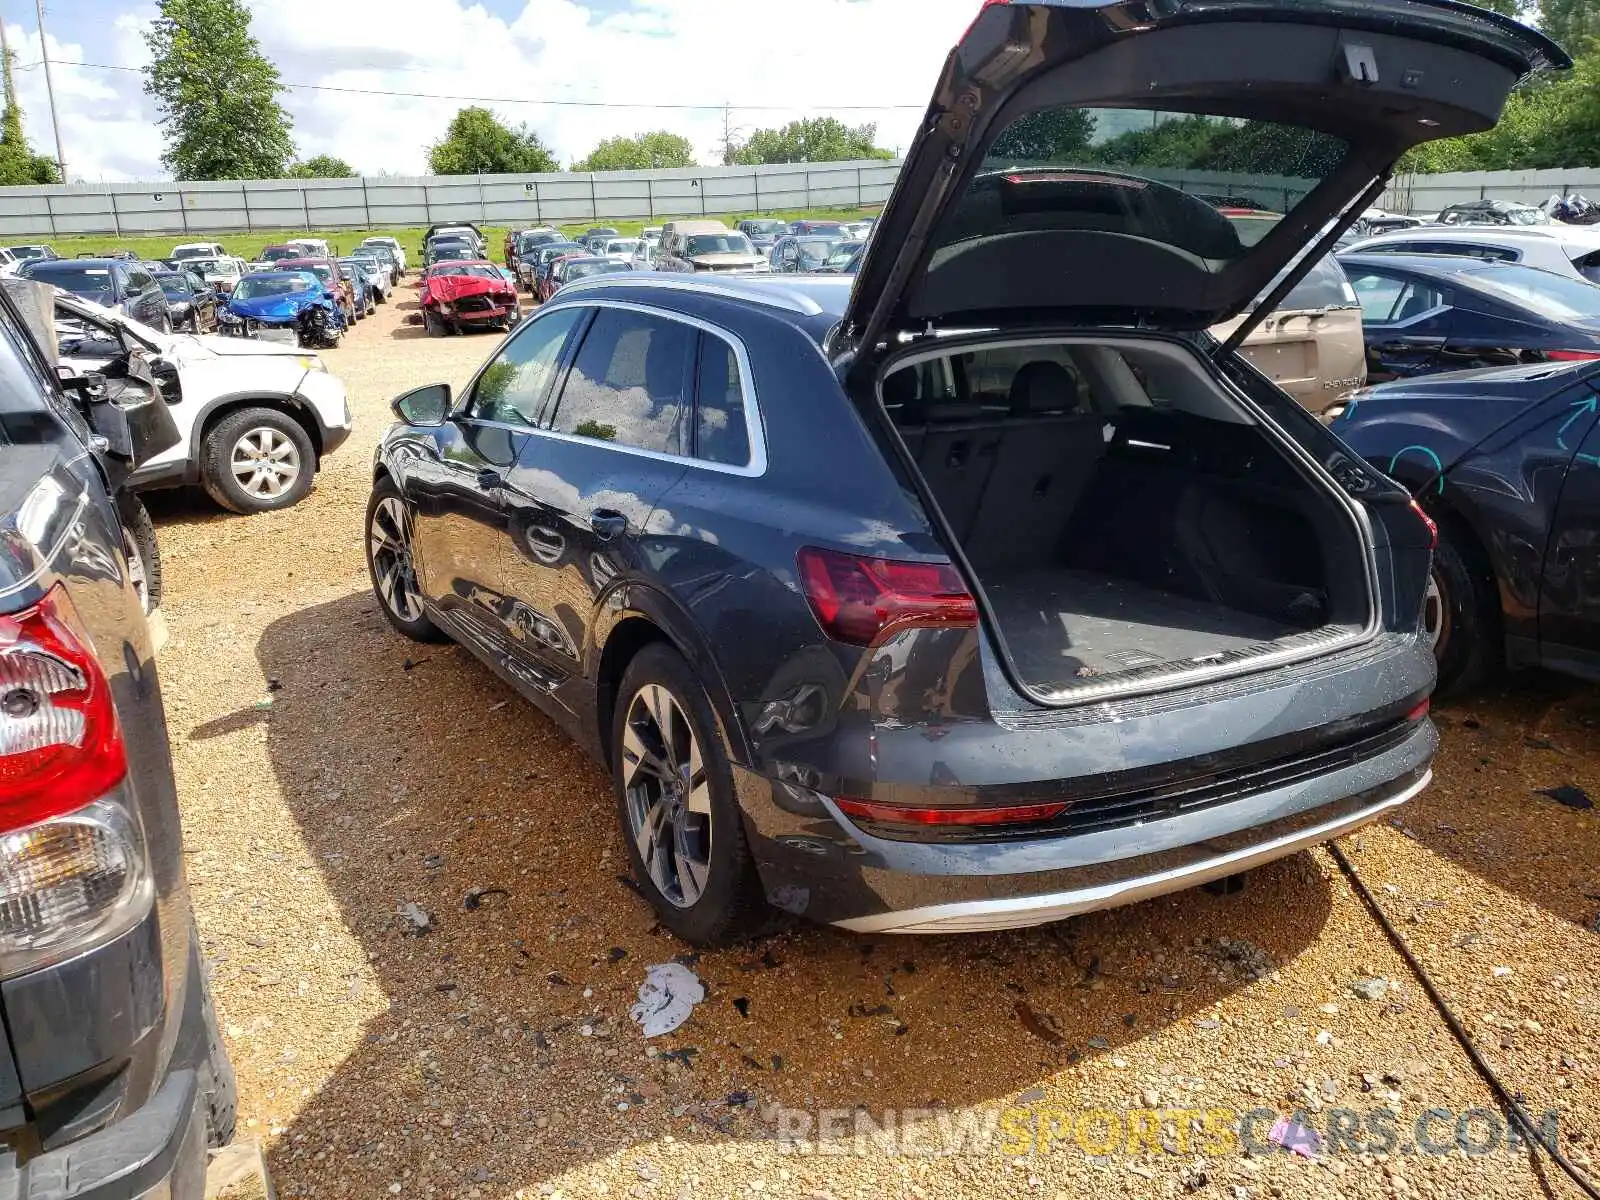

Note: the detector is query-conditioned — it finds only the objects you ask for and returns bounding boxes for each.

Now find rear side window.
[1575,251,1600,286]
[693,337,750,467]
[1350,273,1445,323]
[552,308,696,454]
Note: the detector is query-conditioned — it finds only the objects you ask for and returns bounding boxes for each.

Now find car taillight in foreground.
[797,547,977,646]
[1546,350,1600,362]
[0,587,150,974]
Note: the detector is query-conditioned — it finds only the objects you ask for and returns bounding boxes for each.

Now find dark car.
[507,228,561,270]
[1437,199,1549,227]
[0,282,236,1197]
[362,0,1558,944]
[1338,253,1600,382]
[1334,359,1600,692]
[152,267,220,333]
[256,244,305,266]
[817,241,867,275]
[519,241,584,293]
[737,219,789,251]
[582,226,620,243]
[536,253,596,304]
[770,235,847,273]
[425,239,477,268]
[336,260,374,319]
[23,257,172,330]
[788,220,847,237]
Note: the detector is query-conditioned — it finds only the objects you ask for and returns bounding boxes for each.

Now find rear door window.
[550,308,697,455]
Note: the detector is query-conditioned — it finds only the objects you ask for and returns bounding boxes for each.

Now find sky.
[4,0,981,182]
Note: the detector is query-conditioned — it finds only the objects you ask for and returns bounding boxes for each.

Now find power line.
[13,57,926,111]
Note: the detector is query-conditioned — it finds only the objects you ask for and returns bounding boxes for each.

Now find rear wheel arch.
[593,605,751,772]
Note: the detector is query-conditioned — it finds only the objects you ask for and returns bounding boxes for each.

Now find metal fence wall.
[6,160,1593,239]
[1382,169,1600,216]
[0,160,906,239]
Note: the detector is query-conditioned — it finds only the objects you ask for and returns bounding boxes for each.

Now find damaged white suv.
[53,291,352,513]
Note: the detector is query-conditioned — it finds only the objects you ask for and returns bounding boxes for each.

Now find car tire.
[424,311,444,337]
[365,476,445,642]
[158,313,172,334]
[1427,516,1501,696]
[117,491,163,615]
[201,407,316,514]
[612,643,768,947]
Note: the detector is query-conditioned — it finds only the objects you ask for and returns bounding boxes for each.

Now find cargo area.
[882,339,1371,699]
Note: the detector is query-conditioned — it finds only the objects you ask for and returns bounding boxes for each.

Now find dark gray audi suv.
[365,0,1562,943]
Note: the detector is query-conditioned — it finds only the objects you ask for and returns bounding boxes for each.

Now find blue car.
[1336,252,1600,383]
[337,259,374,319]
[220,270,347,348]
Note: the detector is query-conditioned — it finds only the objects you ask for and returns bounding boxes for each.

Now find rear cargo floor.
[983,570,1301,693]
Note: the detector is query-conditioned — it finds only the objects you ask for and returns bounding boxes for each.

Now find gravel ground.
[150,294,1600,1200]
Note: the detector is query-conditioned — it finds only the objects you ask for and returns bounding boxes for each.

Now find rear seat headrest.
[1008,360,1082,416]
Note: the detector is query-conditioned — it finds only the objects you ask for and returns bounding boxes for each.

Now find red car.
[276,257,357,323]
[420,260,520,335]
[536,252,592,304]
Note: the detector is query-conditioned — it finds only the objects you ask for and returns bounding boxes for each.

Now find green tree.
[573,131,695,172]
[989,109,1096,162]
[1402,51,1600,171]
[1539,0,1599,59]
[0,47,58,184]
[143,0,295,179]
[284,154,354,178]
[725,117,893,165]
[427,107,558,175]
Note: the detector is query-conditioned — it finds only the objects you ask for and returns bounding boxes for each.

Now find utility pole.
[33,0,65,181]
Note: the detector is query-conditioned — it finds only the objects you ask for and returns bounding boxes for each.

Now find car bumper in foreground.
[0,1068,207,1200]
[735,715,1435,933]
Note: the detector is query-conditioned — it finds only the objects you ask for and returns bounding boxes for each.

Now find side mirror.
[393,383,452,427]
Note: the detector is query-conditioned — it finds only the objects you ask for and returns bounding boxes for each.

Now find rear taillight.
[797,548,977,646]
[1407,698,1431,722]
[1409,499,1438,550]
[1,586,127,830]
[1547,350,1600,362]
[0,588,149,973]
[835,796,1067,827]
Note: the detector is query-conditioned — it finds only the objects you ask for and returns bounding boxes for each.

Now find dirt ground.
[149,292,1600,1200]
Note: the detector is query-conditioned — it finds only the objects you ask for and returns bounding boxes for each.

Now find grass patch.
[31,206,879,264]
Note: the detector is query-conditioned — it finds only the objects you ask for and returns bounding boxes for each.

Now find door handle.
[590,509,628,541]
[477,468,503,490]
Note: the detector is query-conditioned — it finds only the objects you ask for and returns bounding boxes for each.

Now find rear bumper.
[838,769,1428,933]
[734,710,1436,931]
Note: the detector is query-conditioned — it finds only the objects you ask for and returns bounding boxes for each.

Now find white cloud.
[10,0,979,181]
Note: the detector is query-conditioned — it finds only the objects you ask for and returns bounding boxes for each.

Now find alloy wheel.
[231,427,302,499]
[369,496,424,623]
[621,684,713,908]
[1422,569,1449,655]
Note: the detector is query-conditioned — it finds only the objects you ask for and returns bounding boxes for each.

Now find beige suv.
[1210,210,1367,415]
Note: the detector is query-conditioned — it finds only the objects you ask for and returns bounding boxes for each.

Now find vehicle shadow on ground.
[220,591,1336,1195]
[1406,678,1600,930]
